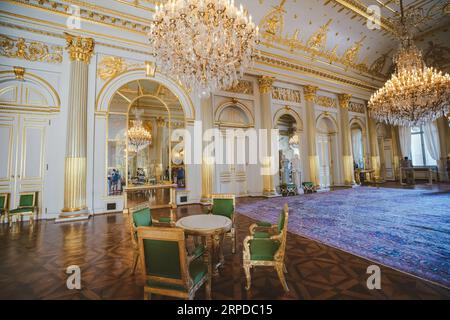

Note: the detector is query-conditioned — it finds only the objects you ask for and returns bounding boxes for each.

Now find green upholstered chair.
[128,205,175,274]
[248,205,287,239]
[0,193,10,224]
[9,192,38,226]
[302,182,316,194]
[243,203,289,292]
[137,226,210,300]
[209,194,236,254]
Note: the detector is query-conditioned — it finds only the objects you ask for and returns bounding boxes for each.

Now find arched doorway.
[274,112,303,193]
[316,115,338,189]
[350,120,365,170]
[105,79,185,197]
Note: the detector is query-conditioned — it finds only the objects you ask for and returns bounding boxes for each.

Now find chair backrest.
[275,204,289,261]
[211,194,235,219]
[19,192,36,207]
[0,193,9,210]
[137,227,189,289]
[132,207,152,227]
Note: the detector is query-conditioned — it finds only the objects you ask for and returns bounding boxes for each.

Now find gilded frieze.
[225,80,254,95]
[272,87,301,103]
[316,96,336,108]
[348,102,366,113]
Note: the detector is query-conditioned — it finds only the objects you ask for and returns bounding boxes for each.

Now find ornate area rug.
[237,186,450,287]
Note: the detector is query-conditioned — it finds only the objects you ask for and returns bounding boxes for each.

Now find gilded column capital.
[258,76,275,94]
[338,93,352,108]
[64,32,95,64]
[303,85,318,102]
[156,117,166,127]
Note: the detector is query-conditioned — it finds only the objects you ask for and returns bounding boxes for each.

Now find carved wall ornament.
[348,102,366,113]
[306,19,332,52]
[64,33,95,64]
[316,96,337,108]
[226,80,254,95]
[97,55,142,80]
[342,37,366,66]
[272,86,301,103]
[0,34,63,63]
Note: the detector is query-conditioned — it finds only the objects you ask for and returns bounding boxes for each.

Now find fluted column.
[61,33,94,217]
[390,126,401,180]
[436,116,449,181]
[304,85,319,186]
[258,76,277,196]
[338,93,354,185]
[367,117,381,181]
[201,95,214,203]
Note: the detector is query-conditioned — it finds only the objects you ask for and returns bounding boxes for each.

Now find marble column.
[367,117,381,181]
[390,126,401,180]
[338,93,354,185]
[304,85,319,186]
[436,116,449,181]
[155,117,165,180]
[60,33,94,220]
[258,76,277,196]
[201,95,214,203]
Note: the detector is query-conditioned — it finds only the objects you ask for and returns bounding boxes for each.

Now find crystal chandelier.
[128,119,152,152]
[149,0,259,95]
[368,0,450,127]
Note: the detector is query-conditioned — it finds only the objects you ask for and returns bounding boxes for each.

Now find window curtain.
[423,121,440,161]
[398,126,411,158]
[351,129,363,167]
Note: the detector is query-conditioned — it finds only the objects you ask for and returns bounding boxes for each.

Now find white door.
[383,139,394,180]
[216,129,248,196]
[317,134,332,188]
[0,114,47,218]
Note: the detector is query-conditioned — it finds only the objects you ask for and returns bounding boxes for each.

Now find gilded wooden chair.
[248,205,287,239]
[137,226,211,300]
[128,204,174,274]
[243,203,289,292]
[0,193,10,224]
[9,192,38,226]
[208,194,236,254]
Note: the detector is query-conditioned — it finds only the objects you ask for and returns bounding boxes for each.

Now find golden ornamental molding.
[97,56,141,80]
[348,101,365,113]
[258,76,275,94]
[64,33,95,63]
[7,0,151,35]
[258,0,386,78]
[337,93,352,108]
[317,96,337,108]
[0,34,63,63]
[225,80,254,95]
[303,85,318,102]
[272,86,301,104]
[13,66,25,80]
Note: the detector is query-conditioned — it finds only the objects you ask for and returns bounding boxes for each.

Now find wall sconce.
[145,61,156,77]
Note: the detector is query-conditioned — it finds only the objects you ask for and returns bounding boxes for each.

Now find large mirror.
[106,79,186,197]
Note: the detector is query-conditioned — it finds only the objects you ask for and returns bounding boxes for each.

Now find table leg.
[204,235,213,285]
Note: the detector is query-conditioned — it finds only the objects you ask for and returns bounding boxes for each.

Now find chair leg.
[283,263,288,274]
[205,278,211,300]
[131,252,139,275]
[244,265,251,290]
[143,291,151,300]
[231,228,236,254]
[275,264,289,292]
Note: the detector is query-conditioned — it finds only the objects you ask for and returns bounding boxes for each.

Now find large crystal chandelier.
[149,0,259,95]
[368,0,450,127]
[128,119,152,152]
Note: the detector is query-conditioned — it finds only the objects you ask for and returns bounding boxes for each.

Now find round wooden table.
[176,214,232,278]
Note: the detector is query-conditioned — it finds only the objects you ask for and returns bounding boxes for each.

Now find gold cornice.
[326,0,395,35]
[5,0,151,35]
[337,93,352,108]
[303,86,318,102]
[258,76,275,94]
[64,33,95,63]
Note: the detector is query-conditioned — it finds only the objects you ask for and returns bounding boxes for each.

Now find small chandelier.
[149,0,259,95]
[128,119,152,152]
[368,0,450,127]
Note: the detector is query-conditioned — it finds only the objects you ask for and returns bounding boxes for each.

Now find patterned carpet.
[238,186,450,287]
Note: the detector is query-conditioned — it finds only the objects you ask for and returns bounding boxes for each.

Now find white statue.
[292,154,302,192]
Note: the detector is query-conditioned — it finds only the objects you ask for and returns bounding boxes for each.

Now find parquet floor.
[0,197,449,300]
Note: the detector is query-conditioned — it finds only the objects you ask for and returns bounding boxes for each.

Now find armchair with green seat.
[9,192,38,226]
[248,205,286,239]
[243,203,289,292]
[137,226,211,300]
[207,194,236,254]
[0,193,9,224]
[128,204,175,274]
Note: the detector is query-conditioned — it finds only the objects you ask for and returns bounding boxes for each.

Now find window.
[410,126,436,166]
